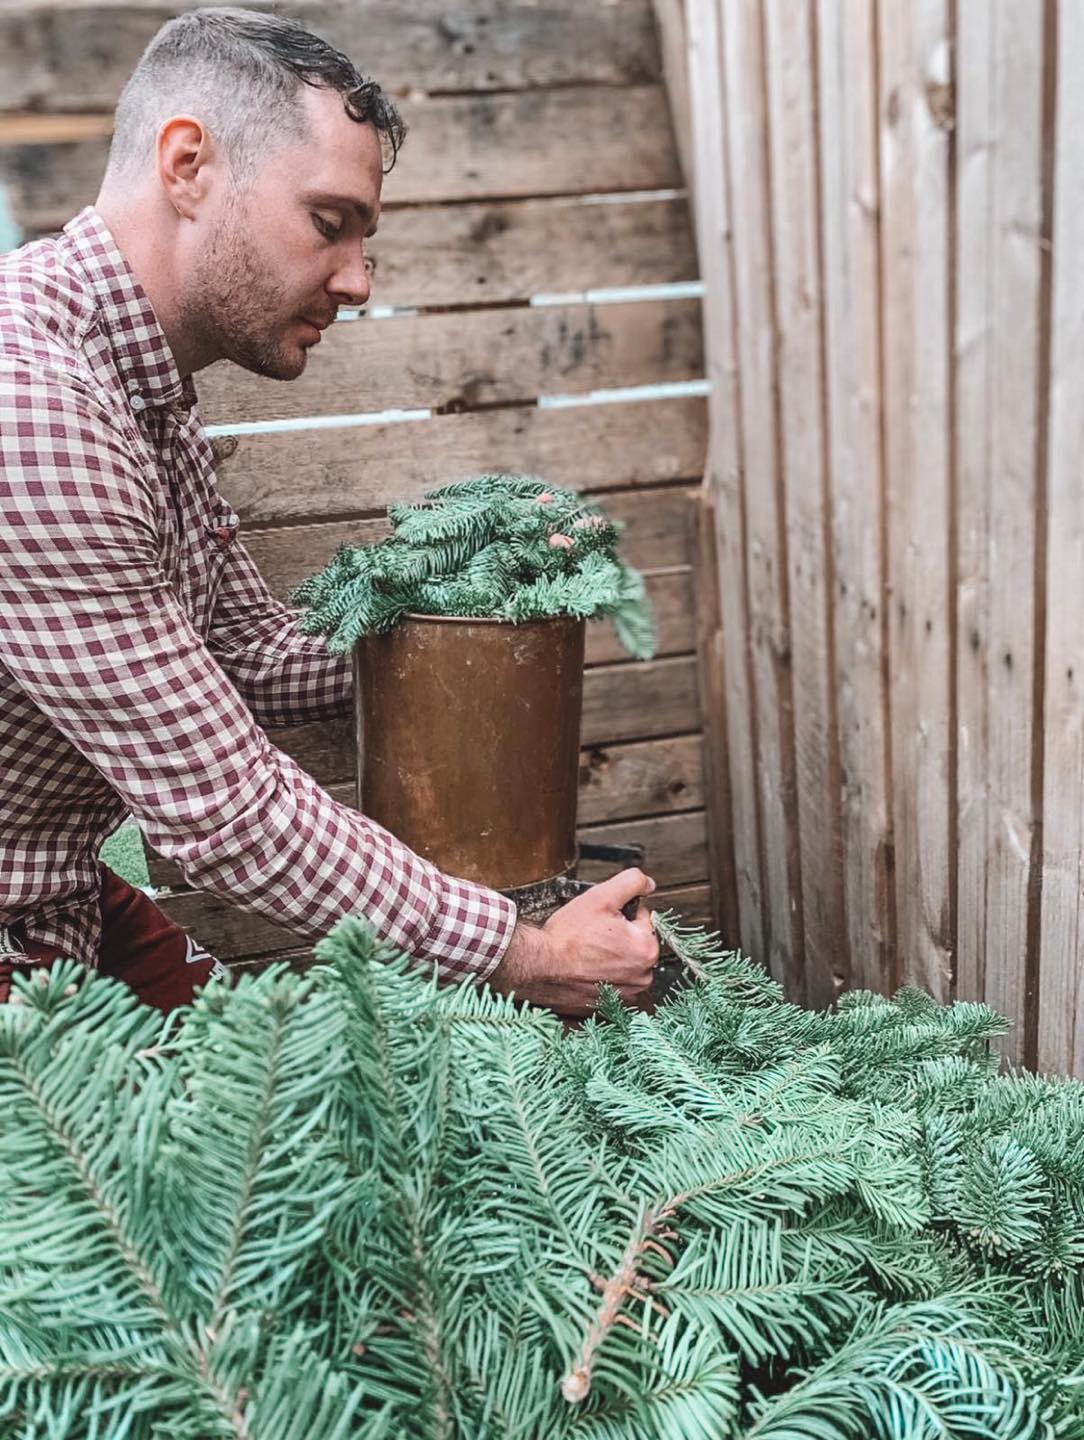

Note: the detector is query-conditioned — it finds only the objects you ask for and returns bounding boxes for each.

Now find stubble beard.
[183,198,308,381]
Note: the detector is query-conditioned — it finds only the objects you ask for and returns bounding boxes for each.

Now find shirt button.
[129,393,146,413]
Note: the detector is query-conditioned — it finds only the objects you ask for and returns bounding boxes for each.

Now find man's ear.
[156,115,216,220]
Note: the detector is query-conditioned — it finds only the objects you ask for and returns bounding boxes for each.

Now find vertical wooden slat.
[815,0,895,994]
[686,0,764,955]
[689,0,1077,1057]
[1037,0,1084,1078]
[653,0,696,198]
[693,489,740,940]
[719,0,805,995]
[763,0,844,1007]
[878,0,956,1001]
[954,5,1046,1064]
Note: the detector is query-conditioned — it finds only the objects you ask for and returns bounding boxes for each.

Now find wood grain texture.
[816,0,894,993]
[240,486,695,595]
[1037,0,1084,1078]
[157,808,709,958]
[718,0,804,995]
[692,489,733,940]
[0,1,661,113]
[370,86,683,205]
[210,398,708,525]
[764,0,844,1008]
[954,3,1046,1063]
[584,655,703,747]
[578,734,704,824]
[645,882,714,928]
[0,86,681,232]
[878,0,955,1001]
[196,299,704,424]
[686,0,763,958]
[577,809,708,885]
[587,571,695,665]
[367,195,697,308]
[653,0,695,194]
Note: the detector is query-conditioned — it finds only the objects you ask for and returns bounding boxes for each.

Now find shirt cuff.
[416,873,518,985]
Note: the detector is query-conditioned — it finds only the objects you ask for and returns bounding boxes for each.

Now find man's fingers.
[593,867,657,912]
[629,905,660,966]
[631,903,654,935]
[616,982,655,1006]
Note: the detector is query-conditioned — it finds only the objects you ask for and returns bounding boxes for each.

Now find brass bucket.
[354,613,586,888]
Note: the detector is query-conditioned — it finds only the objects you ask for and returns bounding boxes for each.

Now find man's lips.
[299,315,335,342]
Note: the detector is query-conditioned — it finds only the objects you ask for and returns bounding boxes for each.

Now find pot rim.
[396,611,585,627]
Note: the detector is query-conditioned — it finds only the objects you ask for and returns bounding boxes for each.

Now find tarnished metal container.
[354,613,586,889]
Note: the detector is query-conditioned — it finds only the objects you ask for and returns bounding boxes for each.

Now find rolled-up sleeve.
[0,365,517,980]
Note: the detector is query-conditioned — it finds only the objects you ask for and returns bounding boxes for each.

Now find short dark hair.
[105,6,406,183]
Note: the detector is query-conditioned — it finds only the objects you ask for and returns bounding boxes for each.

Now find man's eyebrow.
[305,192,379,234]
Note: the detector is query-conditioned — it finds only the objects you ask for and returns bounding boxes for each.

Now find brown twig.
[560,1205,673,1403]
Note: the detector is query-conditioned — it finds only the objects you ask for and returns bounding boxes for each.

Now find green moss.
[98,821,150,888]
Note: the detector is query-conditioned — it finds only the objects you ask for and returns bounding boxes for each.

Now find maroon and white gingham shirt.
[0,207,517,978]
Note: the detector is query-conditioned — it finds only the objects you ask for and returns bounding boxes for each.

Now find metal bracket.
[577,841,646,867]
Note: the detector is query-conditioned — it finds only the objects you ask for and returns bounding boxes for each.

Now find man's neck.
[92,195,212,379]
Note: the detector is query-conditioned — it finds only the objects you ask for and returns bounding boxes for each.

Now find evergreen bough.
[289,474,656,660]
[3,916,1084,1438]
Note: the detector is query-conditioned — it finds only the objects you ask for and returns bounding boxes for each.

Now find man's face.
[183,84,383,380]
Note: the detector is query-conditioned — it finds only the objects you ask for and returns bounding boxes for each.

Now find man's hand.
[488,868,660,1016]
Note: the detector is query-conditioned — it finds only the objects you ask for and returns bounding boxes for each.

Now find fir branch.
[560,1202,671,1404]
[7,920,1084,1435]
[291,474,654,660]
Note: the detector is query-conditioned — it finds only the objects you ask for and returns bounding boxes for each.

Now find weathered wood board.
[193,300,702,424]
[815,0,895,997]
[209,398,708,525]
[240,486,696,594]
[0,85,681,231]
[954,3,1047,1066]
[3,0,717,971]
[0,1,662,112]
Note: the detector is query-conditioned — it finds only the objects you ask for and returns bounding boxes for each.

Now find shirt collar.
[61,206,192,411]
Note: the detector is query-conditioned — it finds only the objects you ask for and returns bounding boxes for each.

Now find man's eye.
[313,214,341,241]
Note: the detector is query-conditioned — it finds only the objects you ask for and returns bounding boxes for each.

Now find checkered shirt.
[0,208,517,980]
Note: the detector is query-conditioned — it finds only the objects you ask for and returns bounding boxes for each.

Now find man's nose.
[329,258,371,309]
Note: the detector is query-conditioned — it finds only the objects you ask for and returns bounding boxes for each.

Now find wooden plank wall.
[685,0,1084,1077]
[1,1,714,964]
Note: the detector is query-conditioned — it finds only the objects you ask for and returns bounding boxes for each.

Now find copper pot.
[354,613,586,888]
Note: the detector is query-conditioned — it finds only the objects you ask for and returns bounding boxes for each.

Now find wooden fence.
[685,0,1084,1077]
[0,2,714,965]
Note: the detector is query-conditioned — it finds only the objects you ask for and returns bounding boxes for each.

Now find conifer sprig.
[4,923,1084,1436]
[290,474,656,660]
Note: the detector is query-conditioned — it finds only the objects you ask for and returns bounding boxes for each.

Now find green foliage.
[289,474,656,660]
[98,821,150,889]
[4,918,1084,1437]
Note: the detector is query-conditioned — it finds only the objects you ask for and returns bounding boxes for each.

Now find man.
[0,7,659,1017]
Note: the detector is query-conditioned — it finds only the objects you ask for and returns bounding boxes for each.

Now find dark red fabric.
[0,865,221,1012]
